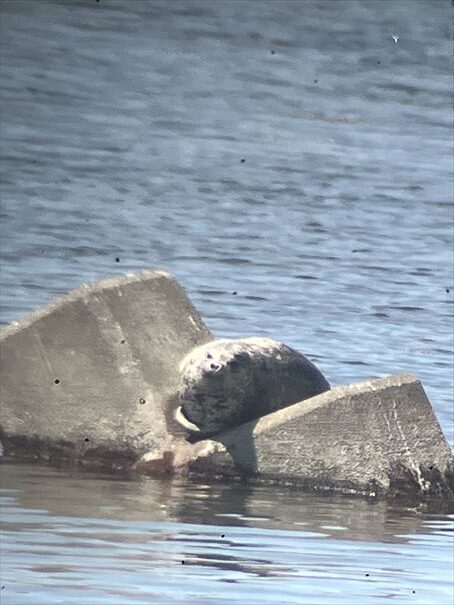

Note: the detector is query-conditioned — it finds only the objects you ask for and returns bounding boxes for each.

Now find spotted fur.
[175,337,330,439]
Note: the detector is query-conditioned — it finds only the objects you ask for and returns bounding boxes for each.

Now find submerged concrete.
[0,270,212,466]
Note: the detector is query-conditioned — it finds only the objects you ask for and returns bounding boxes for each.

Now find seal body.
[175,337,330,439]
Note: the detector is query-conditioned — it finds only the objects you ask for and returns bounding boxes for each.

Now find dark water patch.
[433,361,453,368]
[244,295,268,302]
[178,551,294,578]
[388,306,425,313]
[409,268,433,276]
[173,5,216,18]
[387,280,419,286]
[68,246,106,258]
[241,195,266,206]
[272,165,305,175]
[373,193,402,202]
[381,82,425,97]
[18,281,54,291]
[191,132,240,143]
[381,184,425,192]
[358,265,393,273]
[172,255,217,263]
[295,275,317,280]
[314,329,337,336]
[218,258,252,266]
[198,290,226,297]
[341,360,371,366]
[297,254,340,261]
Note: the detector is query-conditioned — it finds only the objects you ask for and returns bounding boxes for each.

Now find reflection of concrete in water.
[179,551,294,579]
[171,480,429,544]
[0,461,441,546]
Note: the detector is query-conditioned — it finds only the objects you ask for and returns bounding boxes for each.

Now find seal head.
[175,337,330,440]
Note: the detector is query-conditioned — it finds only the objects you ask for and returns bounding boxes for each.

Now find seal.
[174,337,330,440]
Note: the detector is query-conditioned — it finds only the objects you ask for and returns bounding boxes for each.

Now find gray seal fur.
[175,337,330,440]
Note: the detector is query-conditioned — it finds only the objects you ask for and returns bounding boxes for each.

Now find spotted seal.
[174,337,330,441]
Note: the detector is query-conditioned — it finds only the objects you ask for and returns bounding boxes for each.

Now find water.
[1,463,454,605]
[0,0,453,603]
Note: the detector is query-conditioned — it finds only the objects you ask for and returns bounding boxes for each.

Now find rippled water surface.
[1,463,454,605]
[0,0,453,603]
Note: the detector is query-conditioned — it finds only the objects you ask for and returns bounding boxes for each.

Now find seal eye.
[206,353,213,359]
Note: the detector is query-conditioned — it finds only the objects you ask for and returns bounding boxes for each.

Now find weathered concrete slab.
[137,374,453,503]
[1,270,452,505]
[0,270,212,466]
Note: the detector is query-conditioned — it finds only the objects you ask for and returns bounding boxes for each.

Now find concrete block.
[0,270,212,465]
[2,270,452,505]
[179,374,453,502]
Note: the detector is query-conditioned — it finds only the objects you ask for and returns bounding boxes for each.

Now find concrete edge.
[0,269,174,338]
[213,372,420,441]
[170,373,454,506]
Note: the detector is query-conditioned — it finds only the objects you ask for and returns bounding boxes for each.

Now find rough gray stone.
[170,374,453,503]
[0,270,212,465]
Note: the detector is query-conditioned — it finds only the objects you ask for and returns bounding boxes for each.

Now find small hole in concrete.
[54,379,60,385]
[181,560,185,565]
[139,398,146,404]
[232,291,237,295]
[120,339,126,344]
[221,534,225,538]
[84,438,90,443]
[365,573,370,577]
[115,257,120,263]
[240,158,245,163]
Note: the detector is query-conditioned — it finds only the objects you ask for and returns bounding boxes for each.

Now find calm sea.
[0,1,453,603]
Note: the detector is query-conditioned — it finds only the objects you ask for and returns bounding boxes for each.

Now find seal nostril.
[210,363,221,371]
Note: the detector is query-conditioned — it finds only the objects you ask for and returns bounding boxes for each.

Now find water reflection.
[1,463,452,605]
[0,462,443,544]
